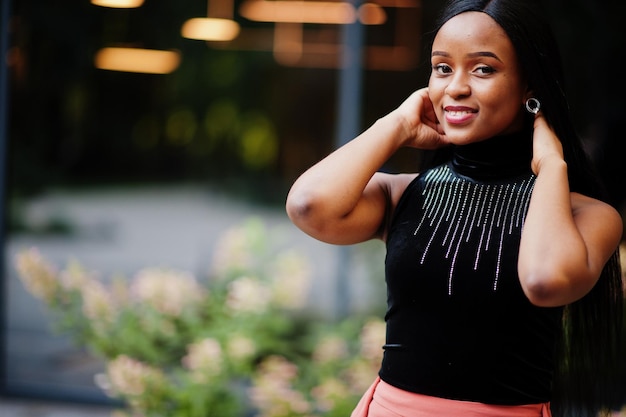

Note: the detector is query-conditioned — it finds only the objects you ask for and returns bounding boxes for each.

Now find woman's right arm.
[285,88,445,245]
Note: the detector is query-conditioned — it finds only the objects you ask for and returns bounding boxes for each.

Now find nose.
[445,72,471,98]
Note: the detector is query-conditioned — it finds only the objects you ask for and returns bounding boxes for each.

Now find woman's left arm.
[518,115,623,307]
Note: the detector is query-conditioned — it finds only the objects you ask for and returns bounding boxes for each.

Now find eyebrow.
[431,51,503,62]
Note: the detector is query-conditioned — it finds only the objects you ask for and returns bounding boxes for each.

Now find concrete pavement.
[0,397,114,417]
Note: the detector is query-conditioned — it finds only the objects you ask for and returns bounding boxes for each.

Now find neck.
[451,128,533,180]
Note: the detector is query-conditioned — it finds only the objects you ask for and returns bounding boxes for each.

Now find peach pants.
[351,377,551,417]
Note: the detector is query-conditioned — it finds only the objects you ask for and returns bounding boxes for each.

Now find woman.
[286,0,623,416]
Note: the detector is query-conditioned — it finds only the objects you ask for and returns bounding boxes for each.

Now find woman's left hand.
[519,112,623,307]
[530,113,564,175]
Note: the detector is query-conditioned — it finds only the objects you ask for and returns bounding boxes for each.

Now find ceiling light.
[240,0,357,24]
[181,17,240,42]
[91,0,144,8]
[94,47,181,74]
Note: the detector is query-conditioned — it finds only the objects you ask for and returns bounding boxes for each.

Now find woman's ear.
[524,88,535,101]
[523,89,536,108]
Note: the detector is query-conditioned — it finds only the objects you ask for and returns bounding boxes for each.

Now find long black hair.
[425,1,624,416]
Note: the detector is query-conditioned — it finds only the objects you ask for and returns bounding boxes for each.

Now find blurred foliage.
[14,218,387,417]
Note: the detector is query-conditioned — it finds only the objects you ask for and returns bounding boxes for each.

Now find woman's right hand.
[392,87,448,150]
[286,87,446,245]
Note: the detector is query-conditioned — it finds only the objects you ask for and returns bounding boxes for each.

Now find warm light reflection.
[366,46,416,71]
[205,0,420,70]
[273,23,304,66]
[94,47,181,74]
[358,3,386,25]
[91,0,144,8]
[240,0,357,24]
[182,18,241,41]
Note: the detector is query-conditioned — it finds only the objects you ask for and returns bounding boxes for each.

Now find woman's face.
[428,11,528,145]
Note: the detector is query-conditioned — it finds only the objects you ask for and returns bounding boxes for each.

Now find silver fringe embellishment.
[413,165,535,295]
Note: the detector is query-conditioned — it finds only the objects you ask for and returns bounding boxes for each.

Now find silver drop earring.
[525,97,541,114]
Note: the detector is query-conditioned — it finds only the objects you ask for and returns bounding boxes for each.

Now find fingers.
[414,88,440,129]
[531,111,564,167]
[395,87,447,149]
[532,113,558,141]
[532,111,548,130]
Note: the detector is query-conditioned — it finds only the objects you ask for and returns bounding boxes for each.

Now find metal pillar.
[333,1,364,319]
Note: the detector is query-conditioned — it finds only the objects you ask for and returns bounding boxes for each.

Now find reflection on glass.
[181,18,241,42]
[239,0,357,24]
[91,0,144,8]
[94,47,181,74]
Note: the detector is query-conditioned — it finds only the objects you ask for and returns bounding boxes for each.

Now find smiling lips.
[444,106,477,124]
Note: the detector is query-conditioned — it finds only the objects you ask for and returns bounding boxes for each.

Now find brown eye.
[475,65,495,75]
[433,64,452,75]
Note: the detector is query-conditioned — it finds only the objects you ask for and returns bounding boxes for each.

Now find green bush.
[14,218,384,417]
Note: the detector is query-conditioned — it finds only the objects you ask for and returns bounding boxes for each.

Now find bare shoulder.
[571,193,621,218]
[571,192,623,240]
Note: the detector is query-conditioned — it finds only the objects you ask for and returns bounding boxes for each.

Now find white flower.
[81,279,115,325]
[103,355,165,397]
[227,335,257,361]
[270,250,311,309]
[211,227,255,276]
[130,267,206,316]
[182,338,223,383]
[59,260,92,291]
[311,378,349,411]
[14,247,59,303]
[249,355,311,416]
[359,318,386,362]
[344,360,379,395]
[312,336,349,364]
[226,276,271,313]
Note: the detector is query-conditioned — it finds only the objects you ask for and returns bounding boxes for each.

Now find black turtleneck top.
[380,130,564,405]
